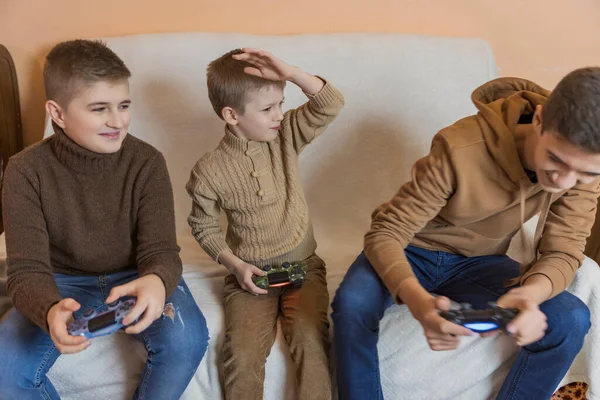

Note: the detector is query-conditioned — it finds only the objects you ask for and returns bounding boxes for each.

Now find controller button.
[83,308,95,318]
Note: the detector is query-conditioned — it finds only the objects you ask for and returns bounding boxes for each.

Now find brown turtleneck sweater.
[2,126,182,331]
[187,81,344,265]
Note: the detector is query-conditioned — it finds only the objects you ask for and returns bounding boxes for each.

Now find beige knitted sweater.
[187,81,344,265]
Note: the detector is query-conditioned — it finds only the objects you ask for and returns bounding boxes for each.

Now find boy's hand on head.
[411,295,473,351]
[47,298,91,354]
[232,48,296,82]
[232,47,324,94]
[497,288,547,346]
[219,251,268,295]
[105,274,166,335]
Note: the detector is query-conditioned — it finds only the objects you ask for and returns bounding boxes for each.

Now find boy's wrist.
[397,277,434,319]
[145,273,166,290]
[46,302,59,328]
[518,274,553,305]
[287,68,324,95]
[287,66,304,83]
[218,251,241,273]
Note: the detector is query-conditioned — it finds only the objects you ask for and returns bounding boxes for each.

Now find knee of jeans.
[565,301,591,338]
[189,341,208,368]
[334,255,382,308]
[187,322,210,366]
[165,309,209,366]
[167,331,208,370]
[548,296,591,343]
[332,280,383,321]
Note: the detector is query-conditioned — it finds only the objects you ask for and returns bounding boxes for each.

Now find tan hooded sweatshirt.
[364,77,600,302]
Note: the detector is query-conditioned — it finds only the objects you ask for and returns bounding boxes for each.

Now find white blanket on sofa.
[1,32,591,399]
[1,230,597,400]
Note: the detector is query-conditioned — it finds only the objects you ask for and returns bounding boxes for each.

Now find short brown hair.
[543,67,600,152]
[207,49,285,119]
[44,39,131,107]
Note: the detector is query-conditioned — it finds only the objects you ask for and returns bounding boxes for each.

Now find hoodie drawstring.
[513,181,551,285]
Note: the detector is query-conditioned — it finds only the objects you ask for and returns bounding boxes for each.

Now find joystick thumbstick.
[83,308,95,318]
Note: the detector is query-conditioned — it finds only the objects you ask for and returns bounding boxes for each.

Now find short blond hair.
[207,49,285,119]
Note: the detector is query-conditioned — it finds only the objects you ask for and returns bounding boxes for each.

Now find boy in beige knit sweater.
[186,48,344,399]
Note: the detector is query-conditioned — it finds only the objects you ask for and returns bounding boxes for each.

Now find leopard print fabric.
[552,382,588,400]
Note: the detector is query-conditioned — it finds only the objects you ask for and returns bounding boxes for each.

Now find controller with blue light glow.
[439,302,519,333]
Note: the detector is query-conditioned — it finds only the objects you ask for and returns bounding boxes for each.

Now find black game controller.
[439,302,518,333]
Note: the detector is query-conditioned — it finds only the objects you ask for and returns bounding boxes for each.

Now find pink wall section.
[1,0,599,146]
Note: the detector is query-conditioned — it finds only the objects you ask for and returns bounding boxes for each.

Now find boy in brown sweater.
[186,48,344,399]
[0,39,208,399]
[332,68,600,399]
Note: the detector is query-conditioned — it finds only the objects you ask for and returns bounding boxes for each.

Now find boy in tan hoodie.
[186,48,344,399]
[332,67,600,400]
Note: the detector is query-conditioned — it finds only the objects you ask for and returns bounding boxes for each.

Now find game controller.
[439,302,518,333]
[67,297,138,339]
[252,261,307,289]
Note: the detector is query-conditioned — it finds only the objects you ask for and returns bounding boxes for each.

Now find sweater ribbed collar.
[219,126,268,158]
[52,123,125,174]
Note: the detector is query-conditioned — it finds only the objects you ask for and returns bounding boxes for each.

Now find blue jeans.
[0,269,209,400]
[331,246,591,400]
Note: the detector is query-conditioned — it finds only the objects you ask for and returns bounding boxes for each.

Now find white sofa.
[20,32,598,399]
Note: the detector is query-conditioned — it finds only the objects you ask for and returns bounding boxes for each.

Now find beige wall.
[1,0,599,146]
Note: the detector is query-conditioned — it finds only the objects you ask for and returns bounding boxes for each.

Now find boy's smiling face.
[531,107,600,193]
[47,79,131,154]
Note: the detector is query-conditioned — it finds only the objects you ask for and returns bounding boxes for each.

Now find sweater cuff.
[199,235,232,263]
[305,78,345,110]
[521,266,565,299]
[364,243,416,304]
[138,252,183,297]
[379,260,416,304]
[10,280,62,333]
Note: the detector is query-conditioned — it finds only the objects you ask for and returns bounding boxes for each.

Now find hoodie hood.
[472,78,553,274]
[471,77,551,186]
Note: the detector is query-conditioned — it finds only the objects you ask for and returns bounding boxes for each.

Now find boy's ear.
[222,106,238,125]
[533,104,543,136]
[46,100,66,129]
